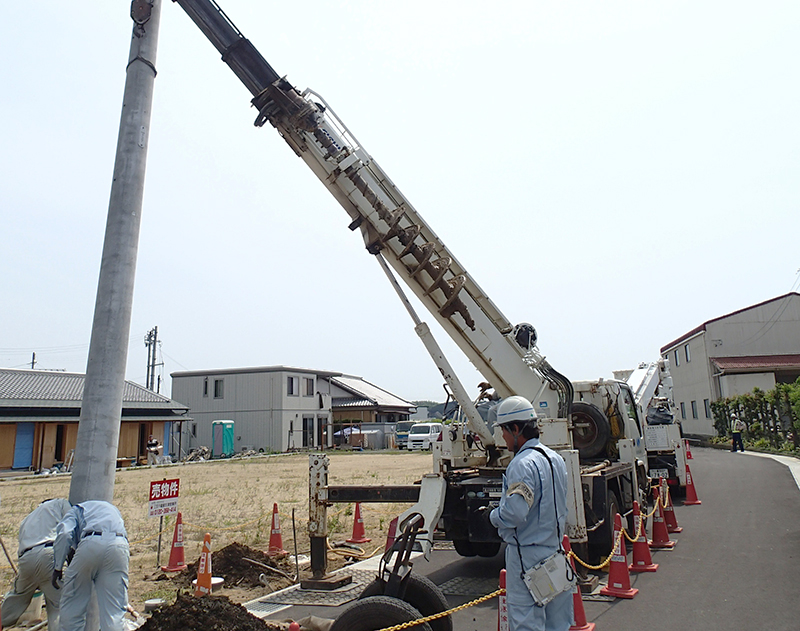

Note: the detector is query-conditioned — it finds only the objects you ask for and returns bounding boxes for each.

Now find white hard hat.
[495,395,538,427]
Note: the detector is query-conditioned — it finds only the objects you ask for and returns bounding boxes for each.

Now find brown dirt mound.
[181,542,295,590]
[139,592,289,631]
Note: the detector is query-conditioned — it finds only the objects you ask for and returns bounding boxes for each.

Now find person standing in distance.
[730,413,746,452]
[489,396,573,631]
[1,498,72,631]
[52,500,129,631]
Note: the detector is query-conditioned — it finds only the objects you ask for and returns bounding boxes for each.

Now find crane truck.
[171,0,651,567]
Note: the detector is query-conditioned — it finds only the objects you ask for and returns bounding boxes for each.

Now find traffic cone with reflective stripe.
[563,536,595,631]
[684,439,693,460]
[683,462,702,505]
[498,569,509,631]
[194,533,213,596]
[385,516,399,552]
[628,501,658,573]
[346,503,372,544]
[649,486,676,549]
[161,512,188,572]
[268,503,288,556]
[599,513,638,599]
[661,479,683,533]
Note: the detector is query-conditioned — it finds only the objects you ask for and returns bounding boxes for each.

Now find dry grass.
[0,451,432,610]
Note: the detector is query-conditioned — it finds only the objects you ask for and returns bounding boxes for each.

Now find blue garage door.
[13,423,35,470]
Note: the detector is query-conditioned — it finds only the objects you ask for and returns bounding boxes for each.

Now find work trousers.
[505,544,573,631]
[1,543,61,631]
[731,432,745,452]
[59,534,129,631]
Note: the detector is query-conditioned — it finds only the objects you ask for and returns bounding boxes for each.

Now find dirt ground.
[0,451,432,618]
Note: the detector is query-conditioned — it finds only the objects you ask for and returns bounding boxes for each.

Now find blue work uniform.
[54,500,129,631]
[490,438,573,631]
[2,498,72,631]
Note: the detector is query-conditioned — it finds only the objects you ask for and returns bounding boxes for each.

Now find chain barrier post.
[661,478,683,533]
[628,501,658,573]
[649,486,676,549]
[563,536,595,631]
[683,462,703,505]
[498,569,509,631]
[599,513,638,599]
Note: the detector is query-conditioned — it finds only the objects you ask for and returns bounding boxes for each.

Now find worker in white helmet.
[488,395,573,631]
[52,500,129,631]
[1,498,72,631]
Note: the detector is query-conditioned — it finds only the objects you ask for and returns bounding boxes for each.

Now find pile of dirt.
[180,542,296,591]
[139,592,290,631]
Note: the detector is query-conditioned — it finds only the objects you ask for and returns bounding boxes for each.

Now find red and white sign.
[149,479,180,518]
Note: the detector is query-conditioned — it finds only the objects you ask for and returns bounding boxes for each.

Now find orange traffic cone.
[346,503,372,544]
[684,462,702,505]
[498,569,509,631]
[268,503,288,556]
[684,439,693,460]
[628,501,658,573]
[161,512,188,572]
[563,536,595,631]
[194,533,213,596]
[599,513,638,599]
[385,516,399,552]
[649,487,676,549]
[661,479,683,533]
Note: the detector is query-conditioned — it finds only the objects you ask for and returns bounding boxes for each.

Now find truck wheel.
[360,574,452,631]
[331,595,433,631]
[472,542,501,557]
[570,401,611,459]
[607,491,621,552]
[453,539,477,557]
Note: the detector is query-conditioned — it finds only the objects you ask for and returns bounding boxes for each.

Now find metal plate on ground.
[249,568,376,607]
[244,601,291,618]
[439,575,499,596]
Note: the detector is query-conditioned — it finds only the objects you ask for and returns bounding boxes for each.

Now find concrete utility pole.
[70,0,162,505]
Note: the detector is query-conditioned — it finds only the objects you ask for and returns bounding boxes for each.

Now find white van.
[407,422,444,450]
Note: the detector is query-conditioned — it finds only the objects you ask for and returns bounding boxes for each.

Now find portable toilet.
[211,420,234,458]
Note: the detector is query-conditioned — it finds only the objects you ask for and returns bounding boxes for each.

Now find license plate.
[649,468,669,480]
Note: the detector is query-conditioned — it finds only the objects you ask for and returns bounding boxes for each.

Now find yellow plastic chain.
[373,588,505,631]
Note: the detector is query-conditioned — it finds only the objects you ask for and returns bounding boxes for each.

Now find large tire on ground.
[588,489,620,564]
[360,573,452,631]
[471,541,501,558]
[452,538,476,557]
[570,401,611,459]
[331,595,433,631]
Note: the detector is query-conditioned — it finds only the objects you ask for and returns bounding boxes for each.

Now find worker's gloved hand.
[51,569,62,590]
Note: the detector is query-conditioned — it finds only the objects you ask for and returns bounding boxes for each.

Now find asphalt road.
[263,447,800,630]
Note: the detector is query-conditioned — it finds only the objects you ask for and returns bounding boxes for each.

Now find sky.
[2,1,799,403]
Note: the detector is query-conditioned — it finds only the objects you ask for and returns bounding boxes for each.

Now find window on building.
[704,399,711,418]
[191,423,197,437]
[305,378,314,396]
[287,376,299,396]
[214,379,224,399]
[691,400,698,419]
[680,402,686,420]
[203,378,208,397]
[674,350,680,367]
[684,344,691,363]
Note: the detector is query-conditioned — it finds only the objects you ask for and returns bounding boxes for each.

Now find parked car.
[407,422,444,450]
[395,420,416,449]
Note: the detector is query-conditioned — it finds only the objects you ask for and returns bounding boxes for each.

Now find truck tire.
[570,401,611,459]
[331,595,433,631]
[453,539,476,557]
[472,541,501,557]
[359,574,452,631]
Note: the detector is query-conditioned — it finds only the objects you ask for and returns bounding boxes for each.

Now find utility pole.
[144,326,163,392]
[70,0,162,506]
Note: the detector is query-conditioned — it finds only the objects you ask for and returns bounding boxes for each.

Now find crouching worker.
[52,500,130,631]
[1,498,72,631]
[488,396,573,631]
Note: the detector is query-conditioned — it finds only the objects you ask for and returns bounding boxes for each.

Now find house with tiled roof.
[0,368,189,470]
[170,366,415,452]
[660,292,800,435]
